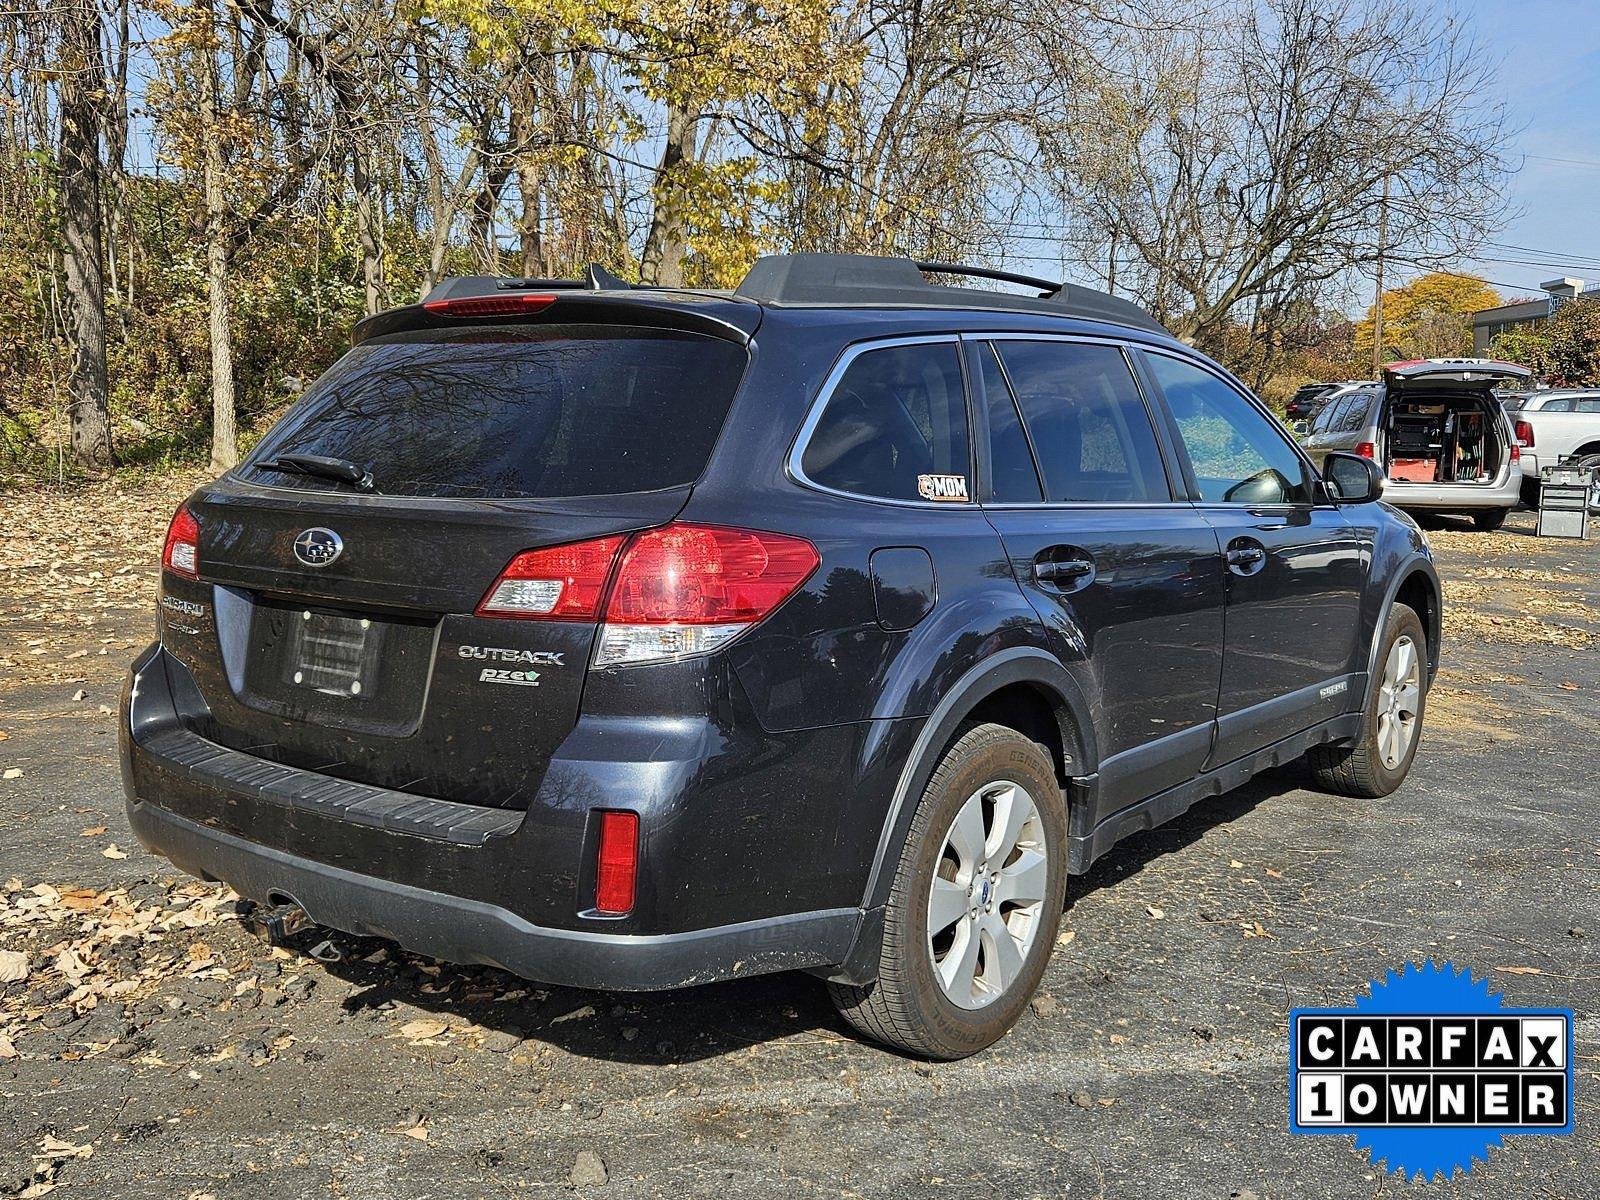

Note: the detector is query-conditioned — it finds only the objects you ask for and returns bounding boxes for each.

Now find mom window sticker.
[1289,960,1573,1182]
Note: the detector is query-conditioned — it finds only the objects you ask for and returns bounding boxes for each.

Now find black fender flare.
[859,646,1096,912]
[1363,553,1440,710]
[823,648,1095,985]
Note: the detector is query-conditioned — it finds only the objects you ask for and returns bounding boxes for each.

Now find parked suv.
[121,255,1441,1058]
[1502,389,1600,510]
[1302,359,1526,530]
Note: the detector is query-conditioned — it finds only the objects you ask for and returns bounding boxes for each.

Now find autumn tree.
[57,0,114,470]
[1039,0,1509,359]
[1356,272,1500,364]
[1492,298,1600,387]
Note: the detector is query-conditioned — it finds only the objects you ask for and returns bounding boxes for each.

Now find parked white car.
[1503,389,1600,511]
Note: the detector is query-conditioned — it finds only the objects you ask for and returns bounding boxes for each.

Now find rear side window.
[800,341,971,501]
[1310,397,1345,434]
[1339,393,1375,431]
[994,341,1170,503]
[245,325,748,499]
[1576,397,1600,414]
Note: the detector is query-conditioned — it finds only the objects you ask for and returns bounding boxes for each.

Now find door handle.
[1225,543,1267,575]
[1034,557,1095,584]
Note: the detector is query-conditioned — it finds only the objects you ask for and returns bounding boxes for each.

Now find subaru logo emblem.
[293,527,343,568]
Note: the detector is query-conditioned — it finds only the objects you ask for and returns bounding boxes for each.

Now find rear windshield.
[244,324,748,498]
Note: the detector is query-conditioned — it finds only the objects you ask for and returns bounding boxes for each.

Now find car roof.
[375,254,1178,349]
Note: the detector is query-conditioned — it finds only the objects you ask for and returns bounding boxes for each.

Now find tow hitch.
[244,899,312,943]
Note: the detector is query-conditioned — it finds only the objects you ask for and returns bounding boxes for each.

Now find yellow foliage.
[1355,272,1500,363]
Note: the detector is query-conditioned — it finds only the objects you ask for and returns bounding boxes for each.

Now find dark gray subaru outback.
[122,255,1440,1057]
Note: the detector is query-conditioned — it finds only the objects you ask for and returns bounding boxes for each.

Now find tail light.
[594,810,639,915]
[162,502,200,579]
[595,524,820,666]
[479,523,820,666]
[1354,442,1376,459]
[1514,420,1534,447]
[423,293,556,317]
[1510,441,1521,464]
[477,536,626,619]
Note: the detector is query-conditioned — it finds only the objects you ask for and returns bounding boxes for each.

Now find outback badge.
[917,473,969,502]
[293,527,344,568]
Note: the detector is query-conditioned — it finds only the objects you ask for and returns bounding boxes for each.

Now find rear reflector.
[595,810,639,915]
[163,502,200,579]
[1354,441,1376,459]
[1514,420,1534,447]
[478,536,626,619]
[423,293,557,317]
[595,523,819,666]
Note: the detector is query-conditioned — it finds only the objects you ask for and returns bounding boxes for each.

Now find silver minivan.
[1302,359,1526,530]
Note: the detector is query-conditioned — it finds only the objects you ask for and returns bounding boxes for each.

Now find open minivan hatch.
[1380,358,1530,486]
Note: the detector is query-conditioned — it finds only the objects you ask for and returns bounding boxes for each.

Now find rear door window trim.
[967,332,1189,510]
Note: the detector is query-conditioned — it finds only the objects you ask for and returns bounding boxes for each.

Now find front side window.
[1147,354,1313,505]
[800,341,971,501]
[993,341,1170,503]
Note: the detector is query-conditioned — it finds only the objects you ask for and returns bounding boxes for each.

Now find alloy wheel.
[1377,634,1421,769]
[926,780,1048,1009]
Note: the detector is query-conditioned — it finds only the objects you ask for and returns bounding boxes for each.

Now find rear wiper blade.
[262,453,377,493]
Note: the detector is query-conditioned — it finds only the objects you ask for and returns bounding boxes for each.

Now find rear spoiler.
[352,282,761,347]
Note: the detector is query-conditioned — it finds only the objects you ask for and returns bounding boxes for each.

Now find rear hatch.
[1380,359,1529,486]
[161,312,752,808]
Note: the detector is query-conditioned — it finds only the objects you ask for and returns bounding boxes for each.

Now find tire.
[1472,507,1509,532]
[1307,603,1427,798]
[1574,453,1600,514]
[827,722,1067,1059]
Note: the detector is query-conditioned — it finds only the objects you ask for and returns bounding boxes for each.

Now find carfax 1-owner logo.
[1290,960,1574,1182]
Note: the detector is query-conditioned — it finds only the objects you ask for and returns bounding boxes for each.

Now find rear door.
[1138,350,1368,766]
[161,320,750,808]
[972,337,1226,811]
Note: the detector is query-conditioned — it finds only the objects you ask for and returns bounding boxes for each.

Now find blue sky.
[1454,0,1600,299]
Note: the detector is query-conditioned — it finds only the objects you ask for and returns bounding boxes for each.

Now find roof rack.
[733,253,1166,333]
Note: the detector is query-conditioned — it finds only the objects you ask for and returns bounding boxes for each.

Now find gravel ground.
[1,479,1597,1199]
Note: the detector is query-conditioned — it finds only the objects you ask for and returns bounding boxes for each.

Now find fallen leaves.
[0,949,29,982]
[1,877,246,1056]
[3,767,23,780]
[79,825,106,837]
[1494,965,1544,976]
[37,1136,92,1161]
[396,1018,450,1043]
[101,844,129,860]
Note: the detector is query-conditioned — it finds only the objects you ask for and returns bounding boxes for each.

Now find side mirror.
[1323,452,1384,504]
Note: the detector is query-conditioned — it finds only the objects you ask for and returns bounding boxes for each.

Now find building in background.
[1473,277,1599,354]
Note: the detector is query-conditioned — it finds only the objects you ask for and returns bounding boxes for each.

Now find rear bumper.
[1384,470,1520,512]
[126,799,856,990]
[121,642,880,990]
